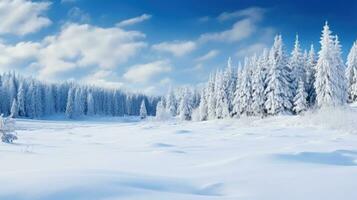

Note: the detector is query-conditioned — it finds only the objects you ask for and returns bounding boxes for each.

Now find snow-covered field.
[1,110,357,200]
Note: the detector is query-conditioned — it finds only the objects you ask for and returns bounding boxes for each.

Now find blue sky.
[0,0,356,95]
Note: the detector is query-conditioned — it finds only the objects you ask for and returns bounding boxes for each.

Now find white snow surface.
[1,110,357,200]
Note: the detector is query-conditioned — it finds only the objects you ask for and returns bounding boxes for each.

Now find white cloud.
[0,41,41,72]
[0,0,52,35]
[218,7,265,22]
[123,60,171,83]
[116,14,152,27]
[152,41,197,57]
[195,50,219,62]
[199,19,256,43]
[37,23,147,79]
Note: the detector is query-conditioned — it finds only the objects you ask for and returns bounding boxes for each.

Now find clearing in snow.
[0,110,357,200]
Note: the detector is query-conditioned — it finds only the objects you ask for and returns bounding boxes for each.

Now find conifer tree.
[140,100,148,119]
[315,22,347,107]
[293,80,308,114]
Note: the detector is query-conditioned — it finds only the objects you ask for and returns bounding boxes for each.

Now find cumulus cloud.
[0,41,41,72]
[37,23,147,79]
[116,14,152,27]
[152,41,197,57]
[0,0,52,36]
[195,50,219,62]
[123,60,172,83]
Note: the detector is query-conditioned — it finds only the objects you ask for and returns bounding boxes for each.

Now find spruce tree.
[264,35,293,115]
[315,22,347,107]
[140,100,148,119]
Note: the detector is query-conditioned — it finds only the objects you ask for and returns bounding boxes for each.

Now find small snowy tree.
[155,100,170,120]
[140,100,148,119]
[10,99,18,118]
[0,115,17,143]
[293,80,308,114]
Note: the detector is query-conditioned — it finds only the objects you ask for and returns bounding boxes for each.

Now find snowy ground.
[1,110,357,200]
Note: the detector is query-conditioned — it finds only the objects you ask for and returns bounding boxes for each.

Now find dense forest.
[156,23,356,121]
[0,73,159,119]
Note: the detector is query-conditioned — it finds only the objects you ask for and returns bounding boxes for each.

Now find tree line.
[0,73,159,119]
[156,22,356,121]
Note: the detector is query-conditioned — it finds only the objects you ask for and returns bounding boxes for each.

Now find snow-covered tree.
[346,41,357,102]
[264,35,293,115]
[214,70,230,119]
[17,82,26,117]
[140,100,148,119]
[165,87,177,116]
[10,99,18,118]
[293,80,308,114]
[315,22,347,107]
[198,87,208,121]
[65,87,75,119]
[234,57,253,116]
[178,88,192,120]
[207,73,216,119]
[289,35,305,94]
[251,54,266,116]
[305,45,317,106]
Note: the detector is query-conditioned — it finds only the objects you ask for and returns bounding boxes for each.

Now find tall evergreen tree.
[264,35,293,115]
[315,22,347,107]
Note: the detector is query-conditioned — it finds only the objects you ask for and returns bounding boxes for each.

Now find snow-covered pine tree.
[140,100,148,119]
[289,35,305,96]
[10,99,18,118]
[232,63,243,117]
[293,80,308,114]
[305,45,317,107]
[155,100,169,120]
[207,73,216,119]
[223,57,237,115]
[17,82,26,117]
[346,41,357,102]
[65,87,75,119]
[315,22,347,107]
[235,57,253,116]
[198,87,208,121]
[165,87,177,116]
[264,35,293,115]
[178,88,192,120]
[215,70,230,119]
[251,54,266,116]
